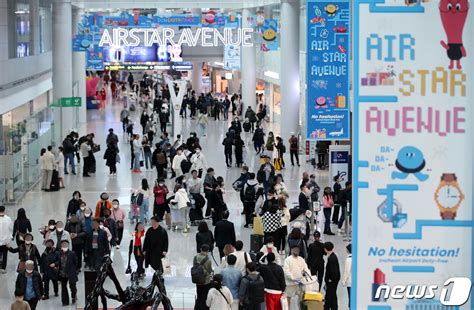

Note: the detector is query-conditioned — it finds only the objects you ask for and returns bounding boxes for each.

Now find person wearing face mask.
[153,178,169,221]
[11,290,31,310]
[110,199,126,249]
[66,191,82,219]
[190,147,207,178]
[171,147,186,178]
[0,205,13,273]
[40,239,59,300]
[58,240,78,306]
[65,215,85,272]
[86,219,109,272]
[10,233,41,273]
[15,260,43,310]
[82,208,93,269]
[283,246,311,307]
[40,219,56,245]
[75,201,87,223]
[103,209,117,248]
[94,192,113,219]
[49,221,71,251]
[298,184,311,212]
[203,168,217,217]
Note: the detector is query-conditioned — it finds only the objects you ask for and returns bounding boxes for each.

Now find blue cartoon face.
[397,146,424,170]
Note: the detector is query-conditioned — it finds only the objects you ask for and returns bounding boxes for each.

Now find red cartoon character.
[439,0,469,69]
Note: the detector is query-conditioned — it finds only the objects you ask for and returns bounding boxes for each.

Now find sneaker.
[116,245,120,249]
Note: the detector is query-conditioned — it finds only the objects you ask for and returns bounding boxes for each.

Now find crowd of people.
[8,71,353,310]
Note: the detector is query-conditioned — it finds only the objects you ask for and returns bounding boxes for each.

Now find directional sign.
[58,97,82,107]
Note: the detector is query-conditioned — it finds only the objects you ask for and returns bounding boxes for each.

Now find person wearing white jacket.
[0,206,13,273]
[283,245,311,306]
[190,148,207,178]
[172,148,187,178]
[170,184,190,230]
[342,243,352,308]
[206,274,233,310]
[41,146,56,191]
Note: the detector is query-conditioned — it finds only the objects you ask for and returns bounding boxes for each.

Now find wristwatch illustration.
[434,173,464,220]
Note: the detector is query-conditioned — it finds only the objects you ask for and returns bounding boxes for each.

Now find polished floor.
[0,101,351,309]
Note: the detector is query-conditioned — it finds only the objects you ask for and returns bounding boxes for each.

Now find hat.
[100,192,109,200]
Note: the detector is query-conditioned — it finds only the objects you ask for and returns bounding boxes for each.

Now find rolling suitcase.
[250,234,263,253]
[50,170,60,191]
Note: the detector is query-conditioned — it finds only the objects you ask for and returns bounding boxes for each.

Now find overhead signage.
[260,19,279,52]
[306,0,350,140]
[224,45,241,70]
[98,28,254,48]
[352,0,473,309]
[104,62,193,71]
[51,97,82,107]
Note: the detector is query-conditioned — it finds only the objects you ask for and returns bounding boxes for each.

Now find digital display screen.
[103,45,161,63]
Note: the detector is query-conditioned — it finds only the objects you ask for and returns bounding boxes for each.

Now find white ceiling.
[72,0,281,10]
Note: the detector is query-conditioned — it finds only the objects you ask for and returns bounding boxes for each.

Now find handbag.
[280,294,289,310]
[92,144,101,153]
[17,261,26,273]
[253,216,264,236]
[161,256,171,276]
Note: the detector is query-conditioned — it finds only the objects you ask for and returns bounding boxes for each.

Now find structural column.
[241,8,256,114]
[52,0,73,141]
[0,0,8,60]
[72,8,87,135]
[191,8,202,95]
[280,0,300,137]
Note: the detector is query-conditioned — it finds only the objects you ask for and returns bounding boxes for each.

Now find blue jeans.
[140,199,149,223]
[64,153,75,174]
[133,152,141,169]
[144,151,152,169]
[324,208,332,233]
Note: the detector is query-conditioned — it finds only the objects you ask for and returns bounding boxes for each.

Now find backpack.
[281,144,286,154]
[245,275,265,304]
[191,255,209,284]
[156,152,167,165]
[243,122,251,132]
[244,184,257,202]
[181,159,192,174]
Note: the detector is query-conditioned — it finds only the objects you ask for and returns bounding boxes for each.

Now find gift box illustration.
[361,71,395,86]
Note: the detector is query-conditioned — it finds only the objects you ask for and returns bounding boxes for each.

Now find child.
[11,290,31,310]
[133,223,146,278]
[40,239,59,300]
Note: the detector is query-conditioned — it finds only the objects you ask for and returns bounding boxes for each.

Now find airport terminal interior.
[0,0,471,309]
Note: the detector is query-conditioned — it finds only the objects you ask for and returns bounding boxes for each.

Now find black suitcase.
[250,234,263,253]
[50,170,60,191]
[189,207,203,222]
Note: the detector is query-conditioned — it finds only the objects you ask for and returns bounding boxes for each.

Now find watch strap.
[441,173,457,182]
[441,211,456,220]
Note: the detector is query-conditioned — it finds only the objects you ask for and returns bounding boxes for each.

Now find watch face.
[436,185,462,208]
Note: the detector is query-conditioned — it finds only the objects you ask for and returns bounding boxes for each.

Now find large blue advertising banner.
[306,0,350,140]
[352,0,473,308]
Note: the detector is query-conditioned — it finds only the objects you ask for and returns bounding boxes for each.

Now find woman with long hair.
[136,178,152,224]
[287,227,307,258]
[196,221,214,254]
[276,197,290,254]
[206,274,233,310]
[13,208,32,246]
[322,186,335,235]
[132,222,146,278]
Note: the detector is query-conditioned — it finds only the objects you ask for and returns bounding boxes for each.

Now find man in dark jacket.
[222,132,234,167]
[307,231,326,290]
[298,184,311,211]
[214,211,236,259]
[143,216,169,272]
[324,242,341,310]
[258,253,286,309]
[65,214,86,272]
[58,240,78,306]
[15,260,43,310]
[106,128,119,151]
[257,155,275,194]
[62,135,76,175]
[40,239,59,299]
[86,219,109,272]
[245,107,257,132]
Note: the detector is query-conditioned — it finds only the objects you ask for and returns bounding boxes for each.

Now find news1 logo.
[374,277,472,306]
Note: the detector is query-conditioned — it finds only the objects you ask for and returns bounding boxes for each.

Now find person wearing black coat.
[65,215,86,272]
[15,262,44,310]
[152,145,168,179]
[86,219,110,272]
[143,217,169,272]
[234,135,245,167]
[10,233,41,272]
[103,144,118,175]
[324,242,341,310]
[40,239,59,299]
[222,133,234,167]
[208,182,227,226]
[213,211,236,259]
[258,253,286,292]
[66,191,82,218]
[13,208,32,246]
[58,240,78,306]
[103,209,117,247]
[195,221,214,253]
[298,185,311,211]
[307,231,326,290]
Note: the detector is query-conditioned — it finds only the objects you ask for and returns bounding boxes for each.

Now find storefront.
[0,91,55,203]
[209,64,241,95]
